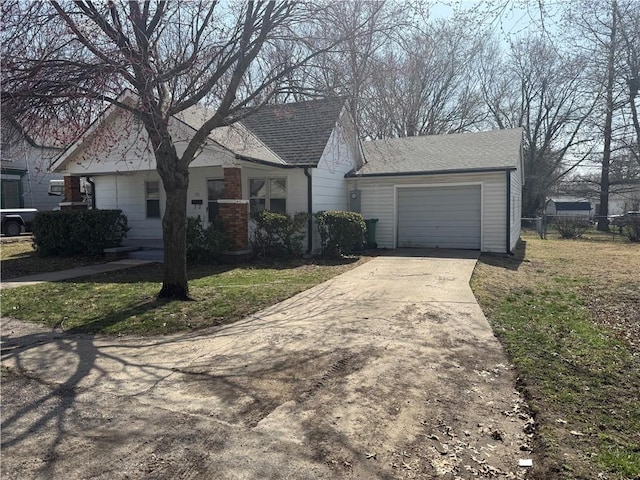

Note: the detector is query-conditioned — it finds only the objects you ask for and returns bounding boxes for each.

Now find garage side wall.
[350,172,508,253]
[509,169,522,252]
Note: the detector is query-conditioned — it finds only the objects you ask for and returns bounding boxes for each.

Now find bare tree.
[365,17,486,138]
[614,0,640,166]
[563,0,640,230]
[279,0,412,135]
[478,35,598,215]
[2,1,369,299]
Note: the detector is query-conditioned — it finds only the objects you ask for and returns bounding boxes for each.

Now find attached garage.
[397,185,481,249]
[348,129,524,254]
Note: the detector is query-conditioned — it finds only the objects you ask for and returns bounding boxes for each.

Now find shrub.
[32,209,129,256]
[623,214,640,242]
[251,210,308,257]
[555,216,590,239]
[315,210,366,256]
[186,216,232,263]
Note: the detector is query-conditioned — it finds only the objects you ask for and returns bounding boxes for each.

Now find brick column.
[223,166,243,199]
[60,176,87,210]
[219,166,249,251]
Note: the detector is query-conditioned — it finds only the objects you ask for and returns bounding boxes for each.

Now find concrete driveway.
[1,251,531,479]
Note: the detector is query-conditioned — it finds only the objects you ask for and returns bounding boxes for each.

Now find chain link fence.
[521,214,638,241]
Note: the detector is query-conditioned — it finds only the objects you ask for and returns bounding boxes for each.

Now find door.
[397,185,481,249]
[1,180,21,209]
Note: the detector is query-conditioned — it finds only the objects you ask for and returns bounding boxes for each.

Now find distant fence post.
[521,216,545,239]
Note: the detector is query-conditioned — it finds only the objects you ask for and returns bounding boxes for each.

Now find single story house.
[1,117,64,210]
[594,187,640,216]
[545,199,592,218]
[52,96,523,255]
[349,129,524,254]
[51,96,363,253]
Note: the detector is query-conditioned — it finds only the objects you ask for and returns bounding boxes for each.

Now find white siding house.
[51,96,522,255]
[349,129,524,254]
[52,97,362,252]
[1,119,63,211]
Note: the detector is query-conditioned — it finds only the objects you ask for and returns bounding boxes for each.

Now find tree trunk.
[148,128,191,300]
[523,181,545,217]
[141,110,192,300]
[597,0,618,232]
[158,168,190,300]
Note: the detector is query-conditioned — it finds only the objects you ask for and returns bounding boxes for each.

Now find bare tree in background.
[478,35,598,215]
[2,1,371,299]
[562,149,640,207]
[614,0,640,165]
[564,0,639,230]
[283,1,412,134]
[365,18,486,138]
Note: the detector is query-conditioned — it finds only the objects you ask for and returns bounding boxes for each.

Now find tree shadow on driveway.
[0,283,380,479]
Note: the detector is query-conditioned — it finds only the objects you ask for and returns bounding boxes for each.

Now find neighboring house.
[51,97,362,253]
[598,187,640,216]
[1,117,64,210]
[545,199,592,218]
[347,129,524,254]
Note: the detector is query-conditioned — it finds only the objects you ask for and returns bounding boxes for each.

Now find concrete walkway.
[1,251,531,479]
[0,259,154,289]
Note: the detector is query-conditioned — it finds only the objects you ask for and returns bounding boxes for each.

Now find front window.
[207,178,225,223]
[145,181,160,218]
[249,177,287,213]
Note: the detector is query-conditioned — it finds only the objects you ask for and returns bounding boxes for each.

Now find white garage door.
[397,185,481,249]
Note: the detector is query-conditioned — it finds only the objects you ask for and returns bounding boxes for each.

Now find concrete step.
[104,245,140,259]
[128,249,164,262]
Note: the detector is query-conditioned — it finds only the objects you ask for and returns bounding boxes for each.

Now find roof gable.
[52,95,348,173]
[355,128,523,177]
[239,97,346,166]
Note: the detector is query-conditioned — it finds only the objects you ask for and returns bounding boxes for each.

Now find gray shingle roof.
[553,201,591,211]
[239,98,346,166]
[177,97,346,167]
[355,128,523,176]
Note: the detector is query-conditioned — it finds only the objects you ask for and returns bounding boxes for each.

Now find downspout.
[304,167,313,254]
[86,177,96,210]
[506,170,512,255]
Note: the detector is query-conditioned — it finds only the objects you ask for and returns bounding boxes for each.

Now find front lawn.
[1,239,109,280]
[471,233,640,479]
[0,258,368,335]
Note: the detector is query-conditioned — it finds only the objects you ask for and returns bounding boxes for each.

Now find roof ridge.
[366,128,523,144]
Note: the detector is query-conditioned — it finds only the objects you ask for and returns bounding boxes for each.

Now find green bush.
[32,209,129,256]
[251,210,309,257]
[186,216,232,263]
[315,210,366,256]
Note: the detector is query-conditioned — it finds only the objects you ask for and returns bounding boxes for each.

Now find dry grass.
[474,233,640,353]
[471,232,640,479]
